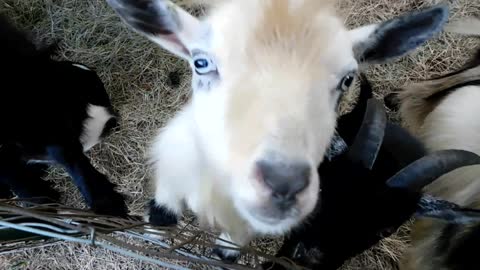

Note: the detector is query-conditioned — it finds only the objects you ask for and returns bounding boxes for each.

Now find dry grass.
[0,0,479,269]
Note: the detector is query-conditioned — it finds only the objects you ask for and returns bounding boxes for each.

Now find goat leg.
[46,144,128,217]
[0,147,58,203]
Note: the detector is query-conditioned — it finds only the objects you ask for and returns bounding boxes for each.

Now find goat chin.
[147,104,301,241]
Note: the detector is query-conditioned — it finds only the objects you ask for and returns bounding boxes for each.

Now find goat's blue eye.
[192,51,217,76]
[194,59,208,69]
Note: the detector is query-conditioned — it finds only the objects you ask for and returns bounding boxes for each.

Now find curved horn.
[386,149,480,191]
[347,98,387,169]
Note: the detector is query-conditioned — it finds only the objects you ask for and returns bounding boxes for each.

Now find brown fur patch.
[397,65,480,135]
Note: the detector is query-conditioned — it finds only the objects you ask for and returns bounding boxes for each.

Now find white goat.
[107,0,449,260]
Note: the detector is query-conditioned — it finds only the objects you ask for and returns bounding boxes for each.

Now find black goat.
[262,76,480,270]
[0,15,127,217]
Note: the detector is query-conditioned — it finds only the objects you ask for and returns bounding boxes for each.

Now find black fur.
[444,222,480,270]
[148,199,179,226]
[0,15,127,217]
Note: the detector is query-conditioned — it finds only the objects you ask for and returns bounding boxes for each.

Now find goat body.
[385,19,480,270]
[0,15,127,217]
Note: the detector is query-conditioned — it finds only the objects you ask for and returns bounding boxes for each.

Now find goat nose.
[257,161,311,200]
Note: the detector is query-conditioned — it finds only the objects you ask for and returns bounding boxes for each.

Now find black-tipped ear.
[347,98,387,169]
[351,5,449,64]
[386,149,480,191]
[107,0,205,60]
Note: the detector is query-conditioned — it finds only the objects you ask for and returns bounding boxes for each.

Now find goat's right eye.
[339,73,355,92]
[194,59,209,69]
[192,52,217,75]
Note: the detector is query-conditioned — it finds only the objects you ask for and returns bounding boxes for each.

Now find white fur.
[420,86,480,155]
[127,0,437,254]
[80,104,114,152]
[72,63,91,71]
[348,24,378,47]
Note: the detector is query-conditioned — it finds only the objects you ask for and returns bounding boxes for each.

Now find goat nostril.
[256,160,311,199]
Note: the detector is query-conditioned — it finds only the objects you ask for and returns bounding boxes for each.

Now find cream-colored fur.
[397,66,480,136]
[148,0,359,242]
[420,86,480,155]
[107,0,446,254]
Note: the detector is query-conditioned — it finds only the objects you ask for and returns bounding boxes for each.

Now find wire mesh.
[0,198,305,270]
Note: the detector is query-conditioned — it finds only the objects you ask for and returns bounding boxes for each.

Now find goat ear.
[347,98,387,170]
[349,5,449,64]
[107,0,206,60]
[386,149,480,191]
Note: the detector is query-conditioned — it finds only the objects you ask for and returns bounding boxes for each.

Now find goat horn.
[386,149,480,191]
[347,98,387,170]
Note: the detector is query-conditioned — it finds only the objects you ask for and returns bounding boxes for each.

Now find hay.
[0,0,479,269]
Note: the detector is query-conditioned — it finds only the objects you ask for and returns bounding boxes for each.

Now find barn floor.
[0,0,479,269]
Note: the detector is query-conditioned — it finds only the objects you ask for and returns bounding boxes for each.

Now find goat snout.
[256,160,311,203]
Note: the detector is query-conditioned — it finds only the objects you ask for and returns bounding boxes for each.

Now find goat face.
[108,0,449,233]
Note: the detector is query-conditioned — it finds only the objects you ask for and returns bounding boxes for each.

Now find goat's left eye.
[192,52,217,75]
[339,73,355,92]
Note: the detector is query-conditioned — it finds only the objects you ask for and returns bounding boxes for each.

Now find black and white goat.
[262,76,480,270]
[0,15,127,217]
[385,18,480,270]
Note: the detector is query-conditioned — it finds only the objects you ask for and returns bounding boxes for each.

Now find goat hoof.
[90,191,128,217]
[212,247,240,264]
[148,199,178,226]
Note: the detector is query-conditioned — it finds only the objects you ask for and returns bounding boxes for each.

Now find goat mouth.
[252,206,300,225]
